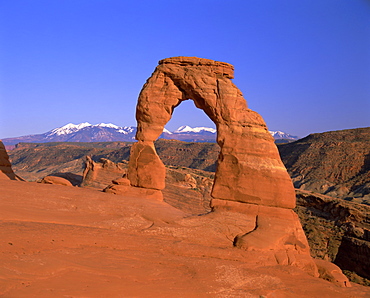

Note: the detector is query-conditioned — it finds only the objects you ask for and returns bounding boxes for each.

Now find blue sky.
[1,0,369,139]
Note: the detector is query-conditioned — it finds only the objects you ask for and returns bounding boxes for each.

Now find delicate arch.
[128,57,296,209]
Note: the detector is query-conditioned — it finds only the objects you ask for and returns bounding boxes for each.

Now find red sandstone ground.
[1,179,370,297]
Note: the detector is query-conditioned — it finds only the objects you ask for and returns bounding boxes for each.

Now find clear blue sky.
[1,0,369,139]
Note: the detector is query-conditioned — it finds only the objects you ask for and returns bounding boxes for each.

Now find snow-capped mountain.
[2,123,298,146]
[46,123,134,138]
[162,128,173,135]
[160,125,217,142]
[173,125,217,134]
[47,122,92,136]
[269,131,298,140]
[2,123,137,145]
[163,126,297,142]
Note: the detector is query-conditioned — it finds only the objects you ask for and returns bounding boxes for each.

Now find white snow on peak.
[174,125,216,134]
[269,130,297,139]
[48,122,92,136]
[45,122,296,140]
[94,123,120,129]
[174,125,192,133]
[117,126,135,134]
[47,122,135,136]
[162,128,172,134]
[93,123,135,134]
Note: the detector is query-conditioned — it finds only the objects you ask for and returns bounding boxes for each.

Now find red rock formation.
[81,156,127,189]
[315,259,351,287]
[127,141,165,190]
[104,183,164,201]
[0,140,16,180]
[39,176,73,186]
[130,57,295,209]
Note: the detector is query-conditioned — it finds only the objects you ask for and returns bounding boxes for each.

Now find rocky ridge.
[7,140,218,182]
[294,189,370,283]
[279,127,370,204]
[7,141,131,182]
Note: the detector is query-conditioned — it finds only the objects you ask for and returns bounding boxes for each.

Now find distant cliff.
[278,127,370,204]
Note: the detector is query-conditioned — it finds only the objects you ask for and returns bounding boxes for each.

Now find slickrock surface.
[2,179,369,297]
[163,166,214,214]
[0,140,16,180]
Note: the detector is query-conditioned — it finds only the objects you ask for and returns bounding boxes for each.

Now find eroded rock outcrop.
[104,179,164,201]
[39,176,73,186]
[295,189,370,281]
[0,141,16,180]
[81,156,127,189]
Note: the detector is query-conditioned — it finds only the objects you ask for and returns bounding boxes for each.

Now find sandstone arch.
[128,56,296,210]
[122,57,346,277]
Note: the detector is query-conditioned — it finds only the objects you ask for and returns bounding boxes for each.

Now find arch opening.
[165,98,216,134]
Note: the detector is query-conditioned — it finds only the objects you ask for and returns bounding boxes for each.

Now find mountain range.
[2,122,299,146]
